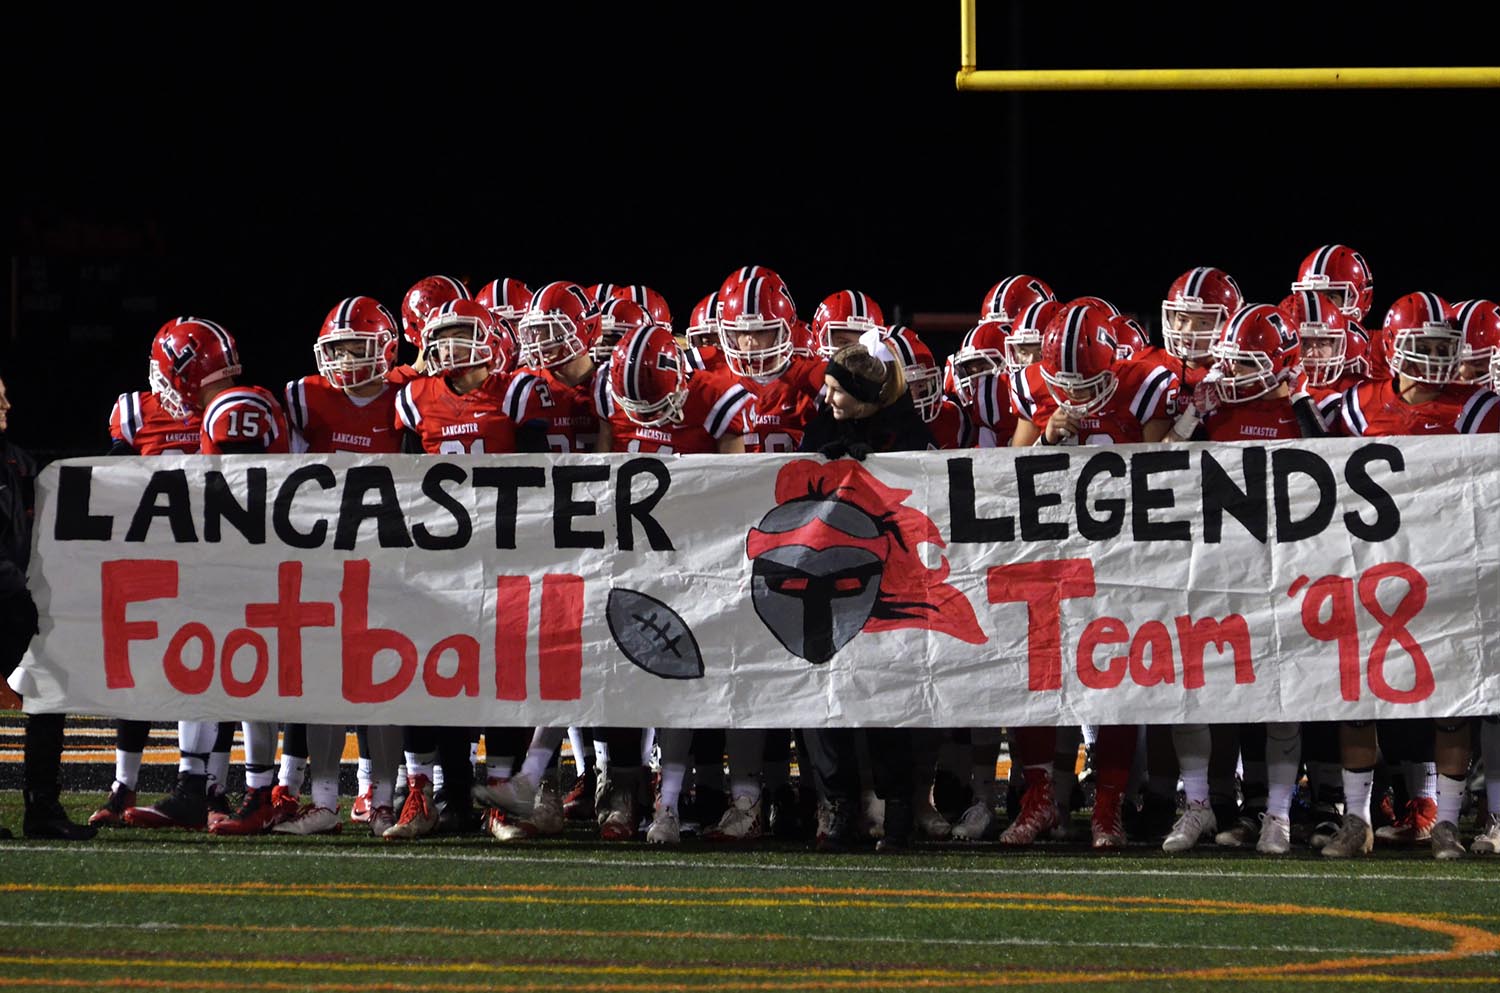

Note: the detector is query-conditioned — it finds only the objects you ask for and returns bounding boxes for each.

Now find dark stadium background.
[4,5,1495,460]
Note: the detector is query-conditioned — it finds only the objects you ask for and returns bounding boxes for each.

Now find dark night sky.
[4,5,1496,456]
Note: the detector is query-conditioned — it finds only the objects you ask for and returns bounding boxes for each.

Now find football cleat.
[205,788,232,827]
[351,788,373,824]
[525,778,565,836]
[1162,800,1217,853]
[1471,813,1500,855]
[563,767,597,821]
[703,794,763,842]
[368,805,396,838]
[383,774,438,840]
[271,804,342,836]
[1256,813,1292,855]
[208,786,285,836]
[597,782,638,842]
[1214,813,1260,849]
[915,796,952,840]
[1375,797,1437,845]
[89,783,137,828]
[951,800,995,841]
[483,807,527,842]
[123,773,208,830]
[1320,814,1374,858]
[999,772,1057,847]
[646,801,681,844]
[1430,820,1465,860]
[472,774,537,819]
[816,798,852,853]
[1090,786,1127,850]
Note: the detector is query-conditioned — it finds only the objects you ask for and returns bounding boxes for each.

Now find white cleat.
[472,773,537,819]
[1471,813,1500,856]
[646,802,681,845]
[271,804,342,836]
[1255,813,1291,855]
[1162,801,1217,853]
[950,801,995,842]
[526,777,565,836]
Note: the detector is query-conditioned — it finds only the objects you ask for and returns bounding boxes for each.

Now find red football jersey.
[1011,360,1179,445]
[284,375,402,454]
[110,391,201,455]
[1202,394,1304,441]
[200,385,291,454]
[395,372,518,454]
[928,398,976,450]
[1307,371,1369,432]
[961,372,1018,449]
[1131,345,1207,415]
[737,356,825,453]
[503,365,601,454]
[687,344,729,376]
[594,363,752,454]
[1339,378,1500,437]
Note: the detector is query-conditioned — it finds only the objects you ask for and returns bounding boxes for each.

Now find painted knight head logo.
[746,459,985,664]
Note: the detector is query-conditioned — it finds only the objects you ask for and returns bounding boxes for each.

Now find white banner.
[14,439,1500,726]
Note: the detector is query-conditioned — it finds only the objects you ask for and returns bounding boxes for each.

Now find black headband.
[826,358,885,404]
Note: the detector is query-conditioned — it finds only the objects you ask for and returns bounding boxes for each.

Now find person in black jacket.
[0,375,95,840]
[797,337,931,853]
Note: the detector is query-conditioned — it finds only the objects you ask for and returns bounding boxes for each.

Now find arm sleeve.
[400,429,425,455]
[1293,395,1329,438]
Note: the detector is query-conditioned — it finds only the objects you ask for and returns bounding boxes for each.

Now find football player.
[950,319,1019,449]
[123,317,293,834]
[274,296,407,837]
[1159,267,1244,394]
[1005,302,1179,850]
[1163,304,1314,855]
[1316,292,1499,858]
[886,325,974,451]
[89,324,206,828]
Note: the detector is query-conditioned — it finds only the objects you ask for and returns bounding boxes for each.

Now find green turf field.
[1,793,1497,992]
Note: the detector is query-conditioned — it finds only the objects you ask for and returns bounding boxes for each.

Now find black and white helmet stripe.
[1059,305,1090,375]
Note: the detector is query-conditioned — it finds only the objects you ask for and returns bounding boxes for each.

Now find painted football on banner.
[605,588,704,680]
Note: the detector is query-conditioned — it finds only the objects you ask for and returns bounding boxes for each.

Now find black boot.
[817,798,852,853]
[23,791,97,841]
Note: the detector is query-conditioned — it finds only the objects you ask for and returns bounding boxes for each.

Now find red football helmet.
[586,283,621,311]
[1280,290,1355,387]
[315,296,398,390]
[1065,295,1121,318]
[609,323,689,427]
[685,292,722,351]
[1005,300,1062,372]
[614,284,673,332]
[1292,244,1374,321]
[490,317,519,376]
[1162,267,1242,361]
[1039,303,1120,415]
[1210,304,1301,403]
[401,275,471,348]
[718,273,799,377]
[475,278,533,323]
[811,290,885,358]
[790,319,818,360]
[884,325,942,423]
[1451,298,1500,387]
[950,320,1010,406]
[1382,291,1459,385]
[149,317,241,419]
[421,299,500,373]
[590,296,651,365]
[980,274,1055,324]
[1106,314,1148,361]
[517,280,596,369]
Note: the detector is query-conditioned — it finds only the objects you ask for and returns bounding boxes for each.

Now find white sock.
[404,752,436,784]
[1172,724,1212,805]
[279,754,308,794]
[115,750,143,791]
[1265,722,1301,821]
[207,750,230,792]
[659,760,687,814]
[431,762,445,792]
[519,746,554,786]
[567,727,589,776]
[1436,774,1466,826]
[357,757,373,794]
[1404,760,1436,802]
[1343,768,1375,824]
[366,726,402,809]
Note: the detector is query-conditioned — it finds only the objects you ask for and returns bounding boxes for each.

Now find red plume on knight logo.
[745,459,987,665]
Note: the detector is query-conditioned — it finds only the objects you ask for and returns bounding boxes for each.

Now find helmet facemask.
[1391,325,1462,385]
[315,332,390,390]
[719,318,793,379]
[1040,367,1118,417]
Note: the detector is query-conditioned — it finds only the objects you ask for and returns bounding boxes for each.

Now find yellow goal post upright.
[955,0,1500,92]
